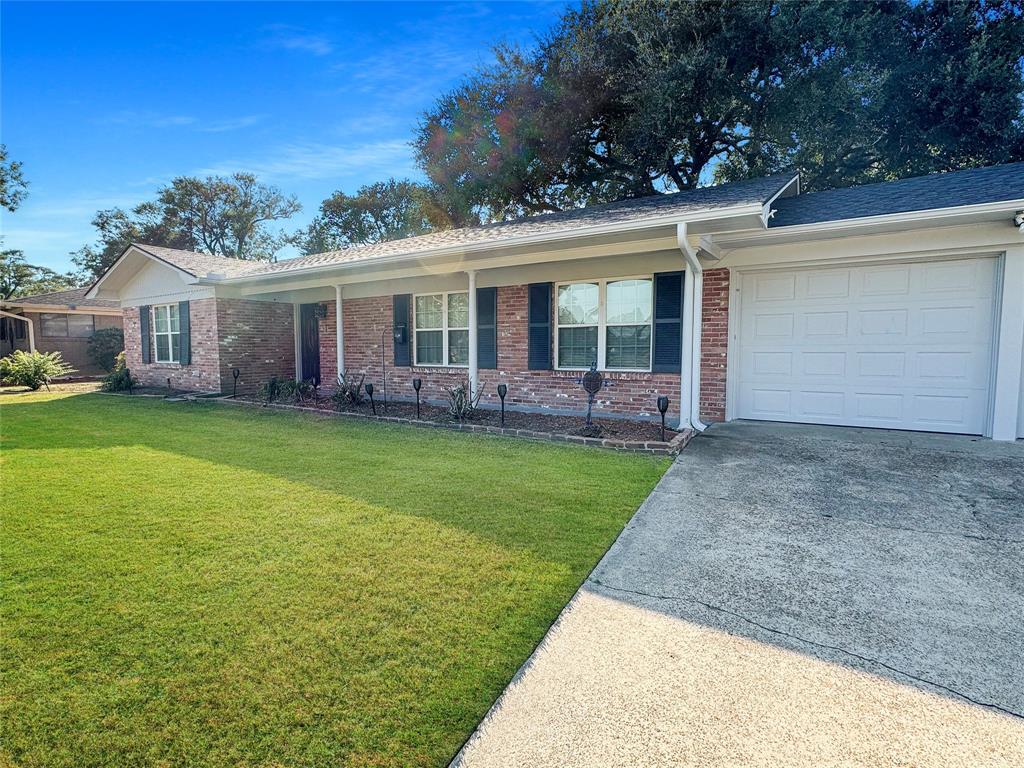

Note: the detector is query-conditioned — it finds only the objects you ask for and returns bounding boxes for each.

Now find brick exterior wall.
[123,298,294,393]
[699,267,730,422]
[320,285,684,422]
[2,311,122,376]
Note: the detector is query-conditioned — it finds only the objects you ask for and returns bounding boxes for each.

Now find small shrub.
[331,372,365,409]
[101,351,136,392]
[258,377,280,404]
[87,327,124,373]
[0,350,76,391]
[443,380,482,422]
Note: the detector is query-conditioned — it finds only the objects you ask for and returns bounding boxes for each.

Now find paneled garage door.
[736,257,997,434]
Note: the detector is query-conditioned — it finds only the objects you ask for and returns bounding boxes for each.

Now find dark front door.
[299,303,321,385]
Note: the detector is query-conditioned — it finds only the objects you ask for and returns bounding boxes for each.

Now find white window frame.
[151,303,180,364]
[412,291,469,367]
[554,275,654,372]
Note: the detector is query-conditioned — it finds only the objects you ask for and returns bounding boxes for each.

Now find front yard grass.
[1,390,668,767]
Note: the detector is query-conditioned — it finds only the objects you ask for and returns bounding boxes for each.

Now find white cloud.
[261,25,333,56]
[94,111,264,133]
[198,139,417,182]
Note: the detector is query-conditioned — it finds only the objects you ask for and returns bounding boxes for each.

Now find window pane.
[169,306,180,333]
[448,329,469,365]
[557,326,598,368]
[40,313,68,337]
[416,330,443,365]
[155,334,171,362]
[557,283,599,325]
[606,279,653,324]
[170,333,180,362]
[606,325,651,369]
[447,292,469,328]
[415,295,443,329]
[153,306,169,333]
[67,314,95,338]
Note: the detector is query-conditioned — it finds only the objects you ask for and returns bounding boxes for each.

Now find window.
[40,313,68,337]
[152,304,180,363]
[414,291,469,366]
[556,277,653,370]
[67,314,95,338]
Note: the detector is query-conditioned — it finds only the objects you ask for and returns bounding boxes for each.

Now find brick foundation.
[124,298,295,393]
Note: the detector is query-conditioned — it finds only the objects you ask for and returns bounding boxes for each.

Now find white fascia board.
[85,245,199,299]
[0,304,122,315]
[724,199,1024,247]
[211,202,769,287]
[761,174,801,226]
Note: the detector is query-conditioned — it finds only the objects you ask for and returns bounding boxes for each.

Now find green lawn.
[1,390,667,767]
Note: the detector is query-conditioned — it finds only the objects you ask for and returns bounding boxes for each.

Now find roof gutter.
[676,222,708,433]
[211,200,776,287]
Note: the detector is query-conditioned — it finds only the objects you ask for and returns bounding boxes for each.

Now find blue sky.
[1,1,567,272]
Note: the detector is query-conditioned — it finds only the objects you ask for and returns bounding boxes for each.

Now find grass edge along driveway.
[1,390,667,767]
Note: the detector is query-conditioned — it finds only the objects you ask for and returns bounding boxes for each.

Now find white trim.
[552,275,654,372]
[334,285,344,378]
[676,222,707,432]
[293,303,302,380]
[150,303,181,364]
[213,200,776,286]
[991,246,1024,440]
[467,271,478,397]
[0,309,35,352]
[85,244,198,299]
[0,304,122,316]
[412,290,470,368]
[760,174,801,226]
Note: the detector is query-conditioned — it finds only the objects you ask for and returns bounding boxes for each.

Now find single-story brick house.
[0,288,124,375]
[87,163,1024,440]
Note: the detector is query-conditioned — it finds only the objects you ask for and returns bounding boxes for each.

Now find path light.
[657,395,670,442]
[232,368,240,398]
[412,378,422,419]
[166,377,172,393]
[497,383,508,426]
[365,382,376,416]
[126,369,133,396]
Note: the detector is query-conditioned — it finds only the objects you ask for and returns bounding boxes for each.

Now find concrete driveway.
[455,422,1024,767]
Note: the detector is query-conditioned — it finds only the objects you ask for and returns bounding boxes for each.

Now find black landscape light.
[412,378,422,419]
[232,368,241,398]
[365,381,376,415]
[126,370,133,396]
[657,395,670,442]
[497,383,508,426]
[166,376,172,393]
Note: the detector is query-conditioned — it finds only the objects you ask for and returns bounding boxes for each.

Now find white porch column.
[991,246,1024,440]
[467,270,479,398]
[334,284,345,381]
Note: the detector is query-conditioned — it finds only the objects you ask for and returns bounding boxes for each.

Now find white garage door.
[736,257,997,434]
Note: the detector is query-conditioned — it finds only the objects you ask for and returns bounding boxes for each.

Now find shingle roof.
[240,173,796,277]
[770,162,1024,228]
[5,287,119,309]
[131,243,266,278]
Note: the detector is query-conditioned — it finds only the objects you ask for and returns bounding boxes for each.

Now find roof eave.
[85,243,199,300]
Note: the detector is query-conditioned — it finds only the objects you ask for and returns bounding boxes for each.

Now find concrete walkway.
[454,422,1024,767]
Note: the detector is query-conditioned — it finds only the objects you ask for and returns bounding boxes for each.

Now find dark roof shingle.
[770,162,1024,228]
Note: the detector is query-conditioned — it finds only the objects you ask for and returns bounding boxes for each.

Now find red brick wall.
[321,286,683,421]
[216,299,295,394]
[123,298,294,393]
[12,312,122,375]
[699,267,730,422]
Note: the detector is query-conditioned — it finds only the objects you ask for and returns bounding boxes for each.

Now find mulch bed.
[238,395,679,444]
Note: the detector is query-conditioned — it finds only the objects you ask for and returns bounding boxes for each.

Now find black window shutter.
[652,272,683,373]
[477,287,497,369]
[178,301,191,365]
[527,283,552,370]
[393,294,411,366]
[140,305,151,364]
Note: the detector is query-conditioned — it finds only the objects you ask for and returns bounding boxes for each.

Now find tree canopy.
[0,250,77,300]
[72,173,300,280]
[416,0,1024,220]
[0,145,28,213]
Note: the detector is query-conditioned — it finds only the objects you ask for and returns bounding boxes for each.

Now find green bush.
[101,351,136,392]
[0,350,76,391]
[258,377,316,405]
[87,327,124,372]
[257,377,281,404]
[443,380,481,422]
[331,372,365,409]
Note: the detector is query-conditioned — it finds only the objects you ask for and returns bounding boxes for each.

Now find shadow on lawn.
[2,393,667,574]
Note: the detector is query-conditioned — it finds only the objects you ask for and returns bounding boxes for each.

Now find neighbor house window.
[556,277,653,370]
[40,313,68,337]
[414,291,469,366]
[152,304,180,364]
[67,314,95,338]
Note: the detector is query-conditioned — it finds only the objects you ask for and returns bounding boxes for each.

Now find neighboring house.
[0,288,124,376]
[87,163,1024,440]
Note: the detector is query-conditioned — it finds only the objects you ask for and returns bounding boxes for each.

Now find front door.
[299,303,321,385]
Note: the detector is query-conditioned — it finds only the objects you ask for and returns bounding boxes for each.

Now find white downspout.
[0,309,35,353]
[676,223,707,432]
[467,270,479,399]
[334,284,345,379]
